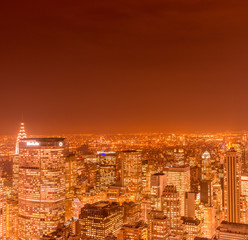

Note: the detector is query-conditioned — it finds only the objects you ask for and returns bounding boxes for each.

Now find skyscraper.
[150,173,167,210]
[224,148,241,223]
[18,138,66,239]
[165,166,190,216]
[119,150,143,199]
[148,210,169,240]
[161,185,183,235]
[13,122,27,196]
[15,122,27,154]
[97,152,117,191]
[80,201,123,239]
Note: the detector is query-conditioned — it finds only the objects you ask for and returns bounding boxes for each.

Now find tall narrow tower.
[224,148,241,223]
[15,122,27,154]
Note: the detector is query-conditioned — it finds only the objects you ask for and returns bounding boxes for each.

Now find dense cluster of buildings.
[1,123,248,239]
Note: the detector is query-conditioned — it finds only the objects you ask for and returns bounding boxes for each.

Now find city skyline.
[1,1,248,134]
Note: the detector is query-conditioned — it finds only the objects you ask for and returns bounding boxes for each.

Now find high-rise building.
[201,151,211,181]
[65,153,77,221]
[224,148,241,223]
[200,180,213,206]
[18,138,66,240]
[165,166,190,216]
[117,221,147,240]
[185,192,196,219]
[123,201,140,224]
[148,210,169,240]
[97,152,117,191]
[173,148,185,166]
[15,122,27,154]
[0,178,6,240]
[119,150,142,199]
[182,218,202,240]
[80,201,123,239]
[161,185,184,235]
[13,122,27,196]
[215,221,248,239]
[150,173,167,210]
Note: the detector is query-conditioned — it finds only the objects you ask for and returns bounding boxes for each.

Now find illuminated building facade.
[18,138,66,240]
[165,166,190,216]
[185,192,196,219]
[123,201,140,224]
[173,148,185,166]
[148,210,168,240]
[150,173,167,210]
[215,221,248,239]
[97,152,117,191]
[161,185,183,235]
[202,206,216,238]
[0,178,6,240]
[200,180,213,206]
[117,221,147,240]
[201,151,211,181]
[182,218,202,240]
[224,148,241,223]
[119,150,142,198]
[65,153,77,221]
[80,201,123,239]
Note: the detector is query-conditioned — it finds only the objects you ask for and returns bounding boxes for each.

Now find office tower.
[80,201,123,239]
[202,206,216,238]
[224,148,241,223]
[117,221,147,240]
[185,192,196,219]
[215,221,248,239]
[97,152,117,191]
[65,153,77,221]
[200,180,213,206]
[142,160,150,195]
[150,173,167,210]
[148,210,169,240]
[165,166,190,216]
[240,195,248,224]
[201,151,211,181]
[123,201,140,224]
[72,198,83,219]
[241,173,248,205]
[119,150,142,198]
[141,198,151,224]
[182,218,202,240]
[18,138,66,240]
[173,148,185,166]
[161,185,183,235]
[213,183,224,226]
[0,178,6,240]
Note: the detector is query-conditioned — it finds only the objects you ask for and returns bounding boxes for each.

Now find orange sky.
[1,0,248,134]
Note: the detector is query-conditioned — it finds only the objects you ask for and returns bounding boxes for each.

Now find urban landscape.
[1,0,248,239]
[0,123,248,239]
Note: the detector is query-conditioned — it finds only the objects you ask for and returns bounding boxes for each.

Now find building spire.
[15,122,27,154]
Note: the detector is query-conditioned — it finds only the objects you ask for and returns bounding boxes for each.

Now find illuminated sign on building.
[26,141,40,146]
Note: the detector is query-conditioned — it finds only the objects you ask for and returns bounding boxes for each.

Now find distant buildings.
[0,178,6,240]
